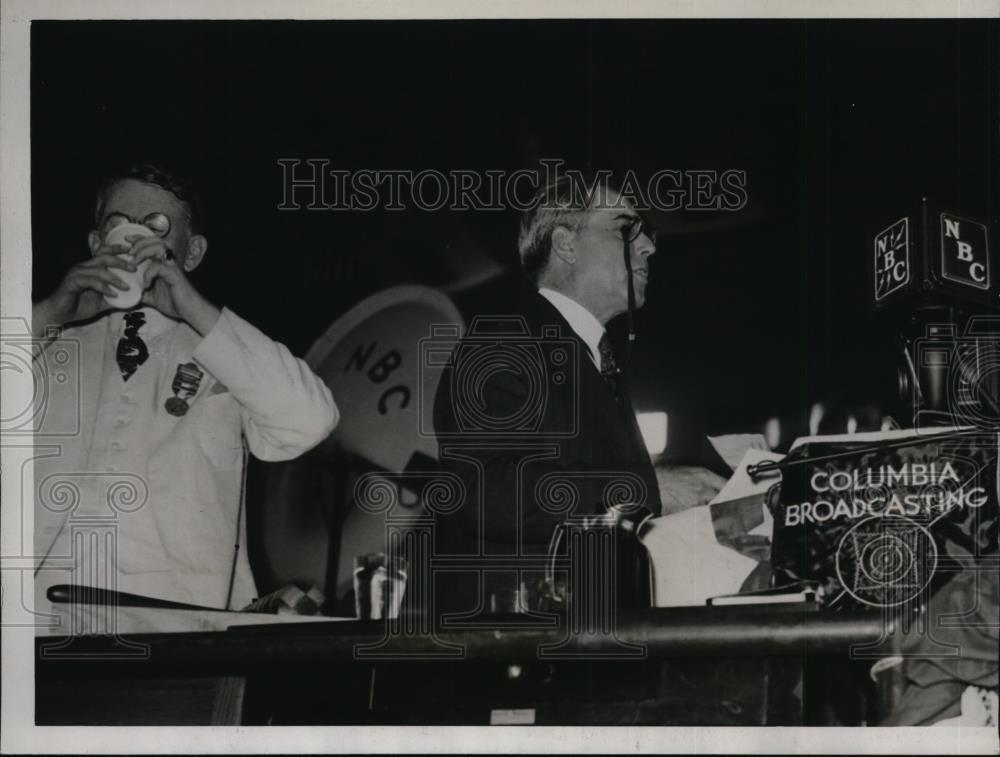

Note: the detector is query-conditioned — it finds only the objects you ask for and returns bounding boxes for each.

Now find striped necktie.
[598,333,623,406]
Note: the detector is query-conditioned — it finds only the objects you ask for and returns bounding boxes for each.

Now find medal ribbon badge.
[165,362,204,416]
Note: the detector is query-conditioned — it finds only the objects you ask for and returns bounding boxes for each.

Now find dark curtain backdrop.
[31,19,997,438]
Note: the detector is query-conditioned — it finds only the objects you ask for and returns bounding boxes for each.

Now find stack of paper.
[641,445,784,608]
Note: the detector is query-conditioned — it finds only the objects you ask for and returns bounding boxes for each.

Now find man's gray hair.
[517,174,616,286]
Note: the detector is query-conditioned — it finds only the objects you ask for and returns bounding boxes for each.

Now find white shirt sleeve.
[192,307,339,461]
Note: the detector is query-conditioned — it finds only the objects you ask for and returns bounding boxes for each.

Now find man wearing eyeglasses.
[31,161,339,618]
[432,175,694,616]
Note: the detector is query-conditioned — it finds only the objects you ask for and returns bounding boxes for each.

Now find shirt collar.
[537,287,605,365]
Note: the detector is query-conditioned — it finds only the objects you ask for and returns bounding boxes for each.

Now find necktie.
[116,311,148,381]
[598,333,623,406]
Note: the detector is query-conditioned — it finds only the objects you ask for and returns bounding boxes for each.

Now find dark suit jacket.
[431,289,662,614]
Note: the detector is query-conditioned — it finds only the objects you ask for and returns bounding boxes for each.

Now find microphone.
[621,218,647,368]
[872,198,996,427]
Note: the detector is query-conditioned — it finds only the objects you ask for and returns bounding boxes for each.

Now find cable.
[622,234,636,369]
[224,440,249,611]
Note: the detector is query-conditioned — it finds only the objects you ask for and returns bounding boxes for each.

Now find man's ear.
[550,225,577,265]
[182,235,208,272]
[87,230,101,256]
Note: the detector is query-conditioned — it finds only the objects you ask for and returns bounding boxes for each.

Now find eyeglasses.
[101,211,172,239]
[620,216,657,244]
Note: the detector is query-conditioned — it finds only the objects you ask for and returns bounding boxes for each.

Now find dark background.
[31,19,998,448]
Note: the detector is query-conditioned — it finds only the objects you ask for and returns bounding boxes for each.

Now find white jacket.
[34,307,337,615]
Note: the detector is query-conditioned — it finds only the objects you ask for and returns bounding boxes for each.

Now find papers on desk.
[707,586,818,606]
[641,447,785,608]
[40,602,352,636]
[641,506,759,608]
[708,432,771,471]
